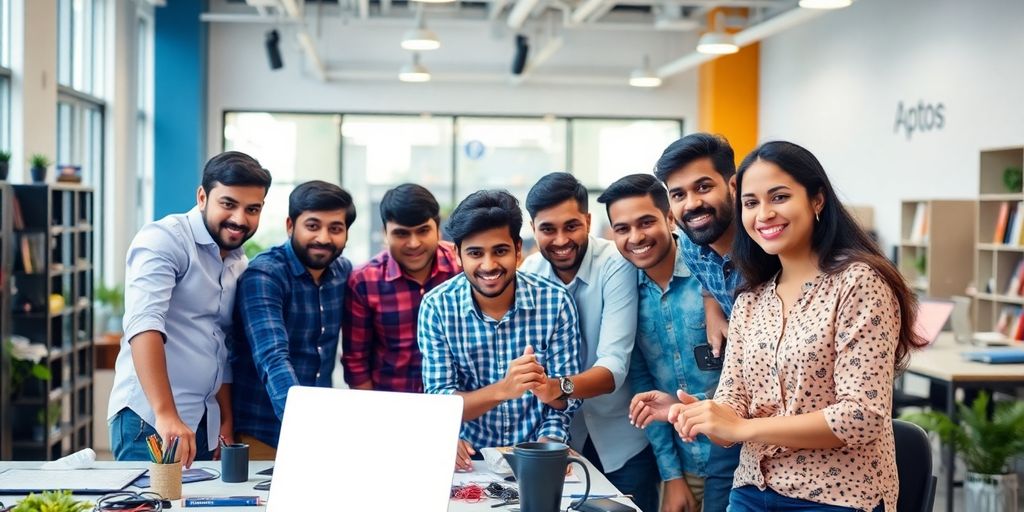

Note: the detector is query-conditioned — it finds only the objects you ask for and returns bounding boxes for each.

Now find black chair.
[893,419,938,512]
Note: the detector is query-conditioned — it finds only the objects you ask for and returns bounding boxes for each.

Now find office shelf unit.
[2,184,95,460]
[898,199,975,299]
[974,146,1024,333]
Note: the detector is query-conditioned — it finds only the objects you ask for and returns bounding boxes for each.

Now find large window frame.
[0,0,11,153]
[223,111,682,261]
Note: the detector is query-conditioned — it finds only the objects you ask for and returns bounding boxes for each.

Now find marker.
[182,496,263,507]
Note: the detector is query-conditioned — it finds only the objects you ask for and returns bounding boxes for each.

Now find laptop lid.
[267,387,463,512]
[913,299,954,345]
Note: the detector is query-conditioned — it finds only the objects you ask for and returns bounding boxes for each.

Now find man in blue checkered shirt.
[418,190,582,470]
[230,181,356,459]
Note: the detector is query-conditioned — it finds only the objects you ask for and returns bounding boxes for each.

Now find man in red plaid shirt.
[341,184,461,392]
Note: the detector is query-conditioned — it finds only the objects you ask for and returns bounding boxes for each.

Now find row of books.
[995,306,1024,341]
[992,201,1024,245]
[907,202,929,243]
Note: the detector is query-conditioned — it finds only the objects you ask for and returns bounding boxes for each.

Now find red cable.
[451,484,484,502]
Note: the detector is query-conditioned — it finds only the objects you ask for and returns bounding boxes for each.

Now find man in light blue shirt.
[599,174,717,512]
[108,152,272,467]
[519,173,658,512]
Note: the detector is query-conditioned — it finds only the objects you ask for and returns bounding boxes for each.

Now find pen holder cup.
[221,443,250,483]
[150,461,183,500]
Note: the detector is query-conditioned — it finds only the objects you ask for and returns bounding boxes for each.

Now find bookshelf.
[898,199,975,298]
[3,184,95,460]
[974,146,1024,335]
[0,183,12,460]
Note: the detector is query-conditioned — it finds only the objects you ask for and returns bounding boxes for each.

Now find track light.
[399,53,431,82]
[265,29,283,70]
[696,12,738,55]
[629,55,661,88]
[402,6,440,51]
[799,0,853,9]
[511,35,529,75]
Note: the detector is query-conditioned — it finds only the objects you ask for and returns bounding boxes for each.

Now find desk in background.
[0,456,636,511]
[905,332,1024,512]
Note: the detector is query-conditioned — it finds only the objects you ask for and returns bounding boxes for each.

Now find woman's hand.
[668,390,746,447]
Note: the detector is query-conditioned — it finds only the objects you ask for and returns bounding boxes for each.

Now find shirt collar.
[187,206,245,261]
[638,234,691,287]
[283,240,339,282]
[457,271,536,318]
[384,242,459,282]
[535,235,597,287]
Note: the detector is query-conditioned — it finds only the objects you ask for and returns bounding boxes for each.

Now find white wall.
[205,9,700,157]
[759,0,1024,251]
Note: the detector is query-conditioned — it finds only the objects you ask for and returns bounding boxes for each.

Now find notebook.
[0,468,145,494]
[961,349,1024,364]
[267,387,463,512]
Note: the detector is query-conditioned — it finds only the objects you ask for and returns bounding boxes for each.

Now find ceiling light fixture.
[399,53,431,82]
[629,55,662,88]
[401,6,440,51]
[410,0,455,5]
[798,0,853,9]
[696,12,738,55]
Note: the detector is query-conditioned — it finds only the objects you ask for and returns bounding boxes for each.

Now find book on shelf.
[16,233,47,274]
[1005,258,1024,296]
[994,201,1011,244]
[1010,202,1024,245]
[995,306,1024,341]
[909,202,928,242]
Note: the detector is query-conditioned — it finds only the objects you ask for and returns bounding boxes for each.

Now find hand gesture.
[629,390,678,428]
[499,346,546,401]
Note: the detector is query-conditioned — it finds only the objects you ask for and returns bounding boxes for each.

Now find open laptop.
[950,295,1011,346]
[913,299,954,345]
[267,387,463,512]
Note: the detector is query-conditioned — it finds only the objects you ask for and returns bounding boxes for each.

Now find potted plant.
[29,154,51,183]
[12,490,92,512]
[903,391,1024,512]
[0,150,10,181]
[95,283,125,334]
[5,336,52,399]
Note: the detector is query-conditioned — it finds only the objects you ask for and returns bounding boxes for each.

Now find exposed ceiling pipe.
[507,0,542,30]
[569,0,606,24]
[199,13,300,23]
[488,0,509,20]
[358,0,370,20]
[657,6,825,78]
[325,69,628,86]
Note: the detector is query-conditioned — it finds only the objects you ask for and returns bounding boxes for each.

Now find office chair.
[893,419,938,512]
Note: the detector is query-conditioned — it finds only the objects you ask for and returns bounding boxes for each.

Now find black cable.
[94,491,167,511]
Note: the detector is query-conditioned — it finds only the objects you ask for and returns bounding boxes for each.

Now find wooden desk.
[905,332,1024,512]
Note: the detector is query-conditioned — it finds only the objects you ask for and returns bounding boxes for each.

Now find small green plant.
[37,401,62,432]
[95,283,125,316]
[0,150,11,162]
[902,391,1024,474]
[913,252,927,276]
[1004,166,1023,193]
[29,154,51,169]
[243,239,266,260]
[12,490,92,512]
[4,337,52,397]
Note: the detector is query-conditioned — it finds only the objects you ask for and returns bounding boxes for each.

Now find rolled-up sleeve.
[123,225,185,344]
[822,266,899,447]
[712,296,751,419]
[592,258,638,391]
[537,298,582,442]
[417,297,457,396]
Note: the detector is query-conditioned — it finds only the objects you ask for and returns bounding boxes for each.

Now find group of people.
[108,133,923,512]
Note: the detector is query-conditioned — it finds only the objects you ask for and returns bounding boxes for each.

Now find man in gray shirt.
[520,173,658,512]
[108,152,272,467]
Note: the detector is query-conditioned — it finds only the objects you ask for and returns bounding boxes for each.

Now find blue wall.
[153,0,207,219]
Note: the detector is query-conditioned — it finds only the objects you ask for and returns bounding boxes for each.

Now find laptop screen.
[913,300,954,345]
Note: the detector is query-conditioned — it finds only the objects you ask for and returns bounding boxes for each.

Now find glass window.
[454,116,568,253]
[135,13,154,228]
[0,0,9,67]
[58,0,105,95]
[57,98,105,268]
[0,75,9,151]
[342,115,454,263]
[571,119,682,188]
[223,112,343,256]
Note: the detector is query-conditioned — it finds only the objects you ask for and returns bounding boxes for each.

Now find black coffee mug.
[221,443,250,483]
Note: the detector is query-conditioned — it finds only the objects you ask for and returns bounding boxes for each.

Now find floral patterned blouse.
[714,262,899,511]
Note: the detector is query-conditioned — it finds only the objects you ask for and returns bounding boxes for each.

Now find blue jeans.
[583,439,660,512]
[728,485,884,512]
[109,407,212,462]
[704,443,741,512]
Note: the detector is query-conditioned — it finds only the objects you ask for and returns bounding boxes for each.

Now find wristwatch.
[556,376,574,401]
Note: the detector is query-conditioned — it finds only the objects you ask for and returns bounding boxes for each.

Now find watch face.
[561,377,574,394]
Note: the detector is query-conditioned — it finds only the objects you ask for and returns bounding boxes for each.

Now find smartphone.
[693,343,725,371]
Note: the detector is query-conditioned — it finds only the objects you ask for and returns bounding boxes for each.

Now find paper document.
[0,468,146,493]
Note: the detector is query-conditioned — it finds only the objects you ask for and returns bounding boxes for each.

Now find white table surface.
[0,457,637,511]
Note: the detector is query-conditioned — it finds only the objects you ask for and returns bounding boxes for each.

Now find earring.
[815,211,820,222]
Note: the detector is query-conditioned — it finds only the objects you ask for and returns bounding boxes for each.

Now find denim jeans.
[728,485,884,512]
[583,439,660,512]
[704,443,741,512]
[109,407,212,462]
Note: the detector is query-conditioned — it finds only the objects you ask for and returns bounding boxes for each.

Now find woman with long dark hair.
[667,141,926,511]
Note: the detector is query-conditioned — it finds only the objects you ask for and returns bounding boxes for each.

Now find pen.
[564,494,633,499]
[218,435,228,449]
[182,496,263,507]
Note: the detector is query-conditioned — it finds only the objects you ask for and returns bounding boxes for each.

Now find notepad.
[962,348,1024,364]
[0,468,146,494]
[132,468,218,488]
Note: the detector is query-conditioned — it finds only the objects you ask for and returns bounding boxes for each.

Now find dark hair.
[446,190,523,248]
[201,151,273,195]
[380,183,440,227]
[654,133,736,184]
[732,141,924,372]
[288,180,357,226]
[525,172,588,219]
[596,173,670,217]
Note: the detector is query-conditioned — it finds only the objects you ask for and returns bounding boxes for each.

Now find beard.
[202,209,253,251]
[468,269,515,299]
[542,239,588,274]
[291,237,342,270]
[678,204,733,247]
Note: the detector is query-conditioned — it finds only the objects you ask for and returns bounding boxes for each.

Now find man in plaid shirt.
[230,181,355,459]
[418,190,582,470]
[341,184,460,393]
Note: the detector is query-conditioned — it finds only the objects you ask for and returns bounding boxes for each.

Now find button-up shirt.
[520,236,648,473]
[341,242,460,392]
[629,242,717,481]
[418,271,582,448]
[678,233,742,317]
[715,262,899,511]
[230,242,352,448]
[109,207,245,450]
